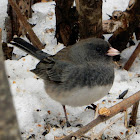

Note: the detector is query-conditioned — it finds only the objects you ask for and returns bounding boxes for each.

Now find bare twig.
[8,0,44,49]
[94,104,99,119]
[123,42,140,127]
[124,43,140,70]
[129,102,139,126]
[90,104,99,139]
[61,91,140,140]
[124,110,128,128]
[93,116,124,139]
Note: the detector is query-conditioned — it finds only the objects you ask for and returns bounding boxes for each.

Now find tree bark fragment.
[55,0,79,46]
[78,0,102,39]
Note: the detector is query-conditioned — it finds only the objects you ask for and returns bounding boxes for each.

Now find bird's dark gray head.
[69,38,113,63]
[84,38,110,55]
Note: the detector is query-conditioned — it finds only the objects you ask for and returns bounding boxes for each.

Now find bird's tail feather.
[10,38,51,60]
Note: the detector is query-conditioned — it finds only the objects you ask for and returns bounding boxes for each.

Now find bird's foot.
[66,121,71,127]
[59,119,71,127]
[86,103,97,111]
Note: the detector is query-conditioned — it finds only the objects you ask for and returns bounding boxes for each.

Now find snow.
[1,0,140,139]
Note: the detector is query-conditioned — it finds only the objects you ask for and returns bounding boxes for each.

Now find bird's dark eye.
[96,47,102,52]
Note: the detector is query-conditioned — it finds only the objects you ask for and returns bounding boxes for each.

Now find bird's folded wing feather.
[31,59,74,83]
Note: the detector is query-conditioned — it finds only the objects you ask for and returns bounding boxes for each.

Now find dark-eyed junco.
[10,37,119,126]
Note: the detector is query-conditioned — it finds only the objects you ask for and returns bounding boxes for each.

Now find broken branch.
[124,43,140,70]
[129,101,139,126]
[108,0,140,52]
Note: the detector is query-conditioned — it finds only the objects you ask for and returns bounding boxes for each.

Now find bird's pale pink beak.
[107,47,120,56]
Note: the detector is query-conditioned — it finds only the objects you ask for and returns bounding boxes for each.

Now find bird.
[10,37,119,126]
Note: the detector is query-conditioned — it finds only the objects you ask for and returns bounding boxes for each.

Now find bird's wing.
[31,59,74,83]
[47,60,74,82]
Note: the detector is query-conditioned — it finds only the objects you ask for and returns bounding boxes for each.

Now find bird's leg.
[62,105,71,127]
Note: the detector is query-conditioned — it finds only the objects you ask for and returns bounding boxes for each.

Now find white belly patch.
[49,85,112,107]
